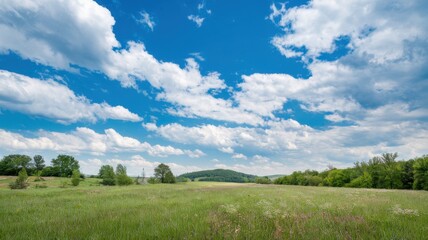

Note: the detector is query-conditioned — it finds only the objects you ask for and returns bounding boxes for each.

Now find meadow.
[0,176,427,239]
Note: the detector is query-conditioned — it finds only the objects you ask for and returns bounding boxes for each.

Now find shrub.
[148,177,160,184]
[116,164,133,186]
[255,177,272,184]
[347,172,373,188]
[71,169,80,186]
[9,168,29,189]
[99,165,116,186]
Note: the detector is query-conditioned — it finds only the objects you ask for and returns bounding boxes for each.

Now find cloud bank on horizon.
[0,0,427,176]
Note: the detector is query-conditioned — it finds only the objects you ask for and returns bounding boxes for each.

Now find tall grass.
[0,178,427,239]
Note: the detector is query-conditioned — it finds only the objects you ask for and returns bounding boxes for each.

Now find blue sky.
[0,0,427,176]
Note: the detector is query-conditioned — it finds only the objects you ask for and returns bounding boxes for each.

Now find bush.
[116,174,133,185]
[255,177,272,184]
[148,177,160,184]
[116,164,133,186]
[71,169,80,186]
[9,168,29,189]
[347,172,372,188]
[99,165,116,186]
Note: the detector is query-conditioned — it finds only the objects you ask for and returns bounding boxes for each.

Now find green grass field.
[1,176,427,239]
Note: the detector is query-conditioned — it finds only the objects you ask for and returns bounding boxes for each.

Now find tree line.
[274,153,428,190]
[0,154,178,189]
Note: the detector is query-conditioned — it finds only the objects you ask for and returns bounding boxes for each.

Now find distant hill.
[179,169,257,183]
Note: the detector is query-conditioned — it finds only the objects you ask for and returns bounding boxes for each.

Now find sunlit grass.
[0,177,427,239]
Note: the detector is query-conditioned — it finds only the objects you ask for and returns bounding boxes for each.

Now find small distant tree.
[71,169,80,186]
[154,163,175,183]
[9,168,29,189]
[116,164,133,186]
[99,165,116,186]
[33,155,45,171]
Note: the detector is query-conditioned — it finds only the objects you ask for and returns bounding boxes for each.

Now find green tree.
[71,169,80,186]
[51,155,79,177]
[33,155,45,171]
[9,168,29,189]
[164,170,176,183]
[154,163,173,183]
[347,171,372,188]
[99,165,116,186]
[325,169,348,187]
[0,154,32,175]
[413,156,428,190]
[116,164,133,186]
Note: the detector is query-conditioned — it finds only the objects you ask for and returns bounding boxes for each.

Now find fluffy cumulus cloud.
[245,0,428,119]
[0,0,261,125]
[0,70,141,123]
[80,155,202,176]
[145,120,428,173]
[0,0,119,70]
[0,127,204,158]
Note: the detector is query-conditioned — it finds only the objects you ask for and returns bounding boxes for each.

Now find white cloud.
[219,147,234,154]
[232,153,247,160]
[80,155,202,176]
[0,127,204,158]
[236,0,428,120]
[0,0,262,125]
[187,15,205,27]
[0,70,141,123]
[137,11,155,31]
[145,118,428,173]
[0,0,119,71]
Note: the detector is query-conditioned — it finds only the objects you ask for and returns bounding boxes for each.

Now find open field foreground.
[1,178,427,240]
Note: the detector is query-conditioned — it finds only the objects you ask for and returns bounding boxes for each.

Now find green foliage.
[255,177,272,184]
[164,171,176,183]
[179,169,257,183]
[115,164,133,186]
[274,170,321,186]
[9,168,29,189]
[347,172,372,188]
[33,170,45,182]
[51,155,79,177]
[147,177,160,184]
[71,169,80,186]
[413,156,428,190]
[40,166,56,177]
[274,153,428,191]
[0,154,32,176]
[154,163,171,183]
[33,155,45,171]
[99,165,116,186]
[176,176,189,182]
